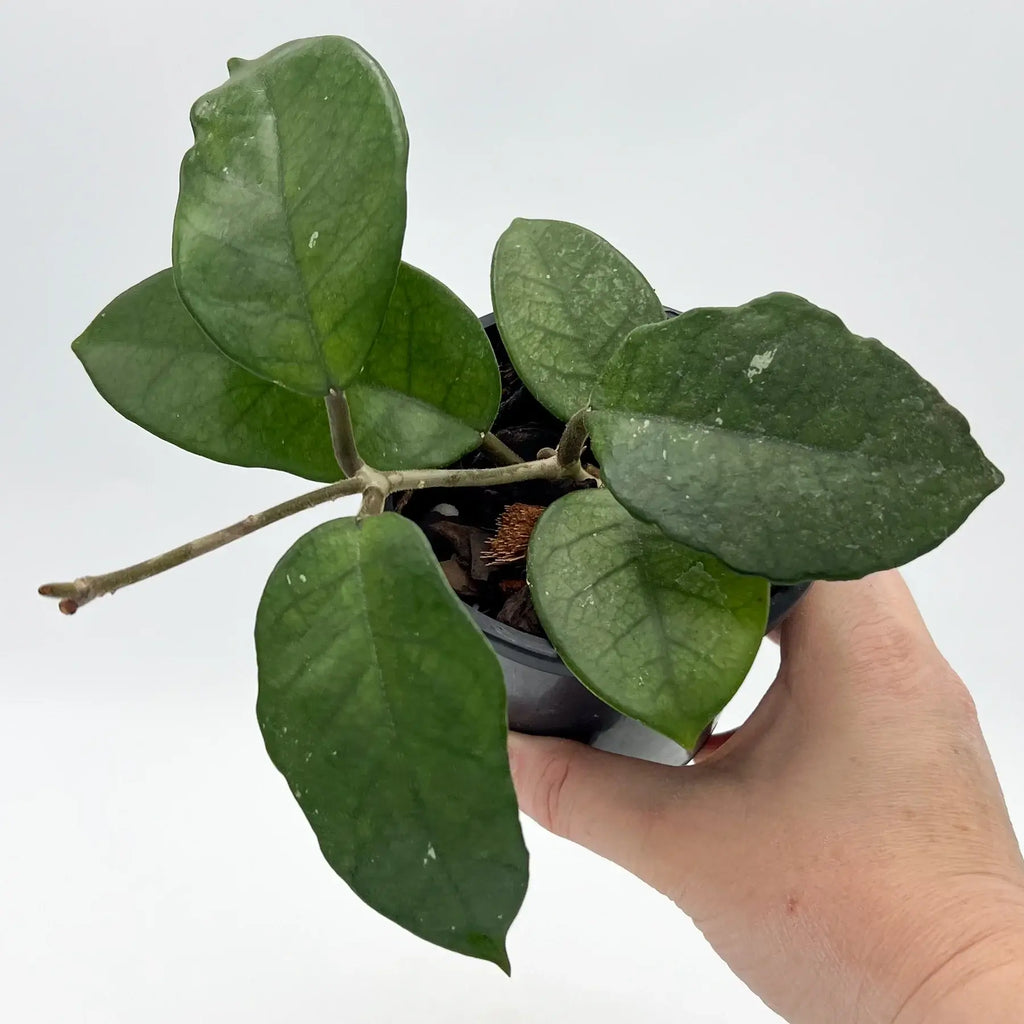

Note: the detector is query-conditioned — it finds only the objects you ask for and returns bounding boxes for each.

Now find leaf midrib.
[352,533,473,934]
[262,69,331,387]
[594,409,951,471]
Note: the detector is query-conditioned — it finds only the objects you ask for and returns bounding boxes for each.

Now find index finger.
[778,570,941,697]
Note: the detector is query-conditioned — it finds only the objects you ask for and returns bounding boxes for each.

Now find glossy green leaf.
[589,293,1004,582]
[173,36,408,396]
[348,263,501,469]
[72,269,339,481]
[72,265,498,479]
[528,490,768,749]
[490,218,664,420]
[255,514,527,970]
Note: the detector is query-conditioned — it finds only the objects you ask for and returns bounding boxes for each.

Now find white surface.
[2,2,1022,1021]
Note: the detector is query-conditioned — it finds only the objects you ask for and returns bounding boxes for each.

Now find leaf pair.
[74,38,500,477]
[492,218,1003,582]
[74,265,498,479]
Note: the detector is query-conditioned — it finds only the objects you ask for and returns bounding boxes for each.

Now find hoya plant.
[40,36,1002,972]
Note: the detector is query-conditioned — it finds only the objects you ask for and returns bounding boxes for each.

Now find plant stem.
[385,458,562,492]
[39,457,567,614]
[325,389,364,477]
[480,431,525,465]
[38,476,365,613]
[556,410,589,468]
[554,409,596,484]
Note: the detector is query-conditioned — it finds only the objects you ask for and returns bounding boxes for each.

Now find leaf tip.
[465,931,513,975]
[679,719,713,755]
[490,944,512,977]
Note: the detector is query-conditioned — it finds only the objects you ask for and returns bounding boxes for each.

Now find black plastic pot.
[470,584,809,766]
[401,311,811,766]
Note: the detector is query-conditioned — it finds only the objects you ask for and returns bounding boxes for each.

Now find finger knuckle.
[844,617,943,707]
[847,614,923,673]
[941,670,979,722]
[534,752,577,839]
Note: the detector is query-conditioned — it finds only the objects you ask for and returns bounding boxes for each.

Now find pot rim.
[467,604,564,668]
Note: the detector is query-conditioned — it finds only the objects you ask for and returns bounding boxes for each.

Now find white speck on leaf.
[298,573,307,583]
[308,231,319,249]
[745,347,778,381]
[286,574,292,585]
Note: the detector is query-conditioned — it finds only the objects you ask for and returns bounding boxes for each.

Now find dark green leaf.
[589,293,1003,581]
[348,263,501,469]
[490,219,664,420]
[72,269,339,481]
[173,36,408,396]
[256,514,527,970]
[72,265,498,479]
[528,490,768,749]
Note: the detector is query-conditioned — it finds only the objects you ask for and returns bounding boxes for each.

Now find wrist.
[891,883,1024,1024]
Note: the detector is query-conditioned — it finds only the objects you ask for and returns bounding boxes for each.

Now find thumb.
[508,732,717,896]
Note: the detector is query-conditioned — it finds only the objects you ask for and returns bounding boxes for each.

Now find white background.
[2,1,1022,1021]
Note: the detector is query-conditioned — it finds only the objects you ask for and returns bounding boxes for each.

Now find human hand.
[509,571,1024,1023]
